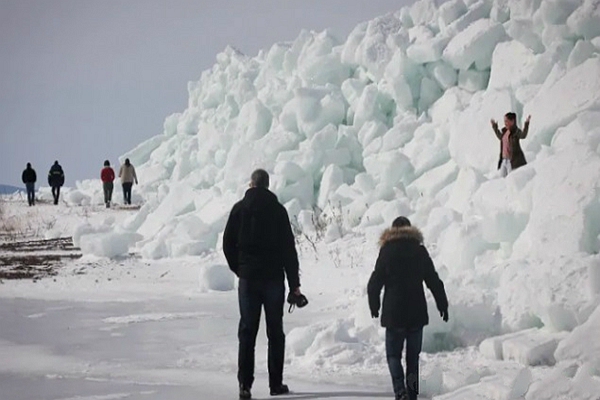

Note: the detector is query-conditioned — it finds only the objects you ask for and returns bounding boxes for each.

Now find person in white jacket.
[118,158,138,205]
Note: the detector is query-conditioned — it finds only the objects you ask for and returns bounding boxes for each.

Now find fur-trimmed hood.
[379,226,424,248]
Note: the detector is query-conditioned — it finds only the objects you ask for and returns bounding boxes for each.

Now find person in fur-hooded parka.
[368,216,448,329]
[368,217,449,400]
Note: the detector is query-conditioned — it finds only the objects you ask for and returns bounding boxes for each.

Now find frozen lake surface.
[0,295,398,400]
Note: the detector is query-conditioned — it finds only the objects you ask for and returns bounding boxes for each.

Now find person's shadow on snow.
[252,391,391,399]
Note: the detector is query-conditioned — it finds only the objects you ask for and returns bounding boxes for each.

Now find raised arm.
[491,119,502,140]
[519,115,531,139]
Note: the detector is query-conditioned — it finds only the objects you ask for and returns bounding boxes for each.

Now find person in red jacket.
[101,160,116,208]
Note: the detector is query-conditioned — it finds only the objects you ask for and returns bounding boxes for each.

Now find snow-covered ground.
[1,197,598,399]
[0,200,415,399]
[3,0,600,398]
[0,297,396,400]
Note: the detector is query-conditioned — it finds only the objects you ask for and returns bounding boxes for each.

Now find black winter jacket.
[223,187,300,290]
[368,227,448,329]
[22,168,37,184]
[48,164,65,187]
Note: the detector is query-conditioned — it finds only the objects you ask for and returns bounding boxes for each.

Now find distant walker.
[119,158,138,205]
[101,160,116,208]
[48,161,65,205]
[22,162,37,206]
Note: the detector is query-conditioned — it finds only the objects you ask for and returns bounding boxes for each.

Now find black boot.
[270,384,290,396]
[407,387,418,400]
[239,385,251,399]
[395,390,409,400]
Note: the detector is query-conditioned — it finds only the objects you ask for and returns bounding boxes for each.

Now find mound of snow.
[65,190,91,207]
[526,361,600,400]
[442,19,507,70]
[555,303,600,371]
[79,231,141,259]
[434,367,532,400]
[524,58,600,147]
[566,0,600,40]
[500,329,566,366]
[74,219,142,259]
[78,1,600,392]
[198,264,235,292]
[488,41,536,89]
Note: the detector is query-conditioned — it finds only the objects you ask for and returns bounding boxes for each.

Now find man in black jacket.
[48,161,65,205]
[368,217,449,400]
[223,169,302,400]
[22,163,37,206]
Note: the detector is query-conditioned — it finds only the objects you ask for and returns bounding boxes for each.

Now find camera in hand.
[287,292,308,313]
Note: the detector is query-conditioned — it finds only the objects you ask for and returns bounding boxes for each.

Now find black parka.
[223,187,300,290]
[48,163,65,187]
[368,227,448,329]
[22,167,37,184]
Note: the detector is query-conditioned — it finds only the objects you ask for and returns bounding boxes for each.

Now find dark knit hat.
[392,216,411,228]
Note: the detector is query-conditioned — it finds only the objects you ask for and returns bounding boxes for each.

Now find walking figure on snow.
[48,161,65,205]
[101,160,115,208]
[223,169,303,400]
[119,158,138,205]
[22,162,37,206]
[368,217,449,400]
[491,113,531,177]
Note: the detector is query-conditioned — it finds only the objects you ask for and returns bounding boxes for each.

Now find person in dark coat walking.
[223,169,302,400]
[101,160,115,208]
[48,161,65,205]
[21,163,37,206]
[491,113,531,177]
[368,217,449,400]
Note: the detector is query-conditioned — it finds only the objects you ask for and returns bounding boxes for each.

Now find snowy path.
[0,296,406,400]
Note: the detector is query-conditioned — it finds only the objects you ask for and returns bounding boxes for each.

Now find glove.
[440,309,449,322]
[371,310,379,319]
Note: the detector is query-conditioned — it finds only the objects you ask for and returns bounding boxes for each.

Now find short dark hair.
[125,158,130,166]
[392,216,411,228]
[251,169,270,188]
[104,160,110,167]
[27,162,31,168]
[505,112,517,122]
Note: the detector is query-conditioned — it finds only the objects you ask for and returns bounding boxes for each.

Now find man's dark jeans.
[122,182,133,205]
[238,278,285,390]
[51,186,60,205]
[386,327,423,399]
[25,183,35,206]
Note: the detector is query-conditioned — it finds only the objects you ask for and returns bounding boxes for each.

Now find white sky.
[0,0,417,186]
